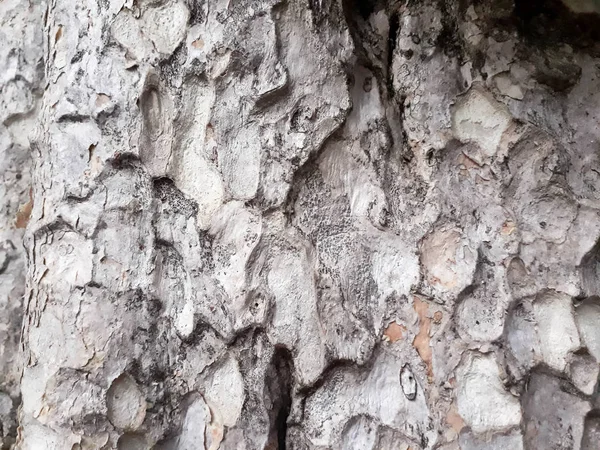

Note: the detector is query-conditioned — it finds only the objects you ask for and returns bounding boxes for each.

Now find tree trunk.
[10,0,600,449]
[0,0,45,447]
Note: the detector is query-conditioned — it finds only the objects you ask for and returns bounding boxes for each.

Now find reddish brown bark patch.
[413,296,433,380]
[383,321,407,343]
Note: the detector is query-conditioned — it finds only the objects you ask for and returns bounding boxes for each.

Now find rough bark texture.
[3,0,600,449]
[0,0,45,447]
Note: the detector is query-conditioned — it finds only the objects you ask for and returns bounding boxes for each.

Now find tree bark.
[0,0,45,447]
[10,0,600,449]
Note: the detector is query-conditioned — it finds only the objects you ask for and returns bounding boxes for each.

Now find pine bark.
[0,0,45,447]
[5,0,600,449]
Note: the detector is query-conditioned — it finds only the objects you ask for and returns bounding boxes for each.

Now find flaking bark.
[5,0,600,449]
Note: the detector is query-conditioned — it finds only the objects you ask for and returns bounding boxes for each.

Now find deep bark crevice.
[513,0,600,49]
[580,239,600,298]
[387,10,399,92]
[264,347,294,450]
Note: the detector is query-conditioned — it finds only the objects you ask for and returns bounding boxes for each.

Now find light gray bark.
[0,0,45,447]
[4,0,600,449]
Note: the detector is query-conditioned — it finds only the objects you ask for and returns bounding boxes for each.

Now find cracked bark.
[2,0,600,449]
[0,0,45,448]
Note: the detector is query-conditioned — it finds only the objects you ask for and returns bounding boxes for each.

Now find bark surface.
[0,0,44,447]
[3,0,600,449]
